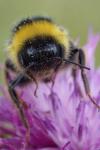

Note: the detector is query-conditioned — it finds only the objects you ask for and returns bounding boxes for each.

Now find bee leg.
[78,49,100,109]
[7,73,30,142]
[51,61,61,87]
[27,72,38,97]
[32,77,38,97]
[8,74,29,128]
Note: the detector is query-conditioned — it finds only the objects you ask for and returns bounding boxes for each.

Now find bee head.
[8,16,70,71]
[18,36,64,71]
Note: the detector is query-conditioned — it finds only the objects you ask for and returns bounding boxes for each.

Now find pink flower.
[0,30,100,150]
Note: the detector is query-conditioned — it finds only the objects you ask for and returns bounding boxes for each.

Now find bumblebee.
[5,16,99,130]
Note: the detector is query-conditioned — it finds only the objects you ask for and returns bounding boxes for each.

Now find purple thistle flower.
[0,30,100,150]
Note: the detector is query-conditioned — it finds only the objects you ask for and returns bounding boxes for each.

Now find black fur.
[5,59,30,86]
[5,59,16,72]
[17,36,65,70]
[13,16,53,33]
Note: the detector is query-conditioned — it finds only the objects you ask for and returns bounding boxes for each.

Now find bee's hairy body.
[5,16,100,131]
[6,16,76,83]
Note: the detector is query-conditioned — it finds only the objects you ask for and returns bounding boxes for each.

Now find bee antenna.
[54,57,90,70]
[23,57,90,71]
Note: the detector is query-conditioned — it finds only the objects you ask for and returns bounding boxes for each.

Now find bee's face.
[18,36,64,71]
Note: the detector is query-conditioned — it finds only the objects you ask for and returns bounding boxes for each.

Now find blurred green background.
[0,0,100,65]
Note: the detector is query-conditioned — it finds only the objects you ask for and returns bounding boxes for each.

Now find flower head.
[0,30,100,150]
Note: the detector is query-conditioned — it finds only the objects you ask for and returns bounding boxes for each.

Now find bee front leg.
[77,49,100,109]
[7,73,31,144]
[8,73,29,129]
